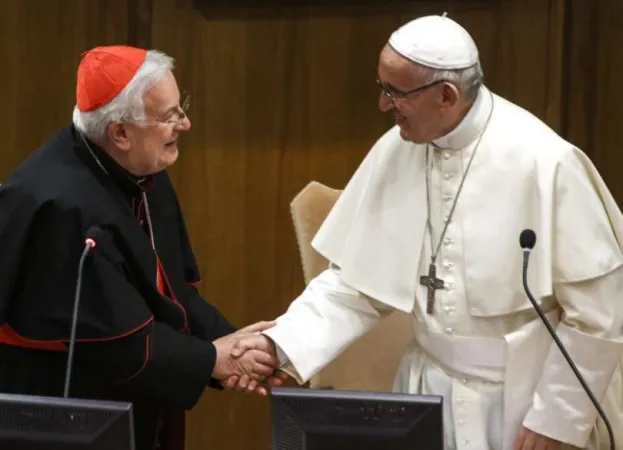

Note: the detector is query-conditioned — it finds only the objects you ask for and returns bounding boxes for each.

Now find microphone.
[519,229,614,450]
[63,225,106,398]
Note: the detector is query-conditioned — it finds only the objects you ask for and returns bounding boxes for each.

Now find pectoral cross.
[419,263,444,315]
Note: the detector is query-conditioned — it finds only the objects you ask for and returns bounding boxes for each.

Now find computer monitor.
[270,387,443,450]
[0,393,135,450]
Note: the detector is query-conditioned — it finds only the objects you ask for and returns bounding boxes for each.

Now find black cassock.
[0,124,236,450]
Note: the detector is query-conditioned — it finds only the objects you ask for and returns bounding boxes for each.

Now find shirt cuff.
[522,323,623,447]
[275,342,290,366]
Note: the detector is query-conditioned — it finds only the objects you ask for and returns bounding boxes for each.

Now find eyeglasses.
[162,90,190,126]
[138,90,191,128]
[377,79,445,103]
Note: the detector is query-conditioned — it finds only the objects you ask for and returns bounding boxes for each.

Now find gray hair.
[72,49,175,142]
[425,61,483,101]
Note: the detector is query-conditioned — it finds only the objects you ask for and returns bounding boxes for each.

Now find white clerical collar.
[432,85,493,150]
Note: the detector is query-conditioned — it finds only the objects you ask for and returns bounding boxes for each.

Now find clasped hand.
[212,321,288,396]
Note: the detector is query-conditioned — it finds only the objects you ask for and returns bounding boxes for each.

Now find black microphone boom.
[63,226,103,398]
[520,228,614,450]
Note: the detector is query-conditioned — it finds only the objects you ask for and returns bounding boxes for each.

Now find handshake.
[211,321,290,396]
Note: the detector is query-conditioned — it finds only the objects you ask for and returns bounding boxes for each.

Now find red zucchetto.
[76,45,147,112]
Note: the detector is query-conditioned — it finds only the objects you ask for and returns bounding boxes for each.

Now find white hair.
[72,49,175,142]
[425,61,484,100]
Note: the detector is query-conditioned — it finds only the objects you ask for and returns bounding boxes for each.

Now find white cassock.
[263,85,623,450]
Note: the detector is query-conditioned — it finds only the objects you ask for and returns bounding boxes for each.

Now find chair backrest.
[290,181,413,392]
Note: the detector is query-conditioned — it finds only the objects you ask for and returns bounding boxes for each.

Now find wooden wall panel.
[0,0,134,180]
[564,0,623,202]
[8,0,620,449]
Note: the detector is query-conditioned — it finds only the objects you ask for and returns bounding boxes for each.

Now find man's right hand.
[211,329,279,382]
[222,334,290,395]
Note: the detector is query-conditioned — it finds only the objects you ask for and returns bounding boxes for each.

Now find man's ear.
[107,123,132,151]
[440,82,460,108]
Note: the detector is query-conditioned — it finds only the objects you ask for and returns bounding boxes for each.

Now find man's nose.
[179,116,191,131]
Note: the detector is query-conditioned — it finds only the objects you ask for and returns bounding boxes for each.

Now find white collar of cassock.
[431,85,492,151]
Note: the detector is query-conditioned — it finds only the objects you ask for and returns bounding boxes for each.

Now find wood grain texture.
[0,0,131,180]
[4,0,620,449]
[564,0,623,202]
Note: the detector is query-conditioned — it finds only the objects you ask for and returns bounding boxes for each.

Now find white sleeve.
[522,264,623,447]
[262,265,385,384]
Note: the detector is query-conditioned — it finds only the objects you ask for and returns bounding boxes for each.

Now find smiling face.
[376,44,463,144]
[106,70,191,176]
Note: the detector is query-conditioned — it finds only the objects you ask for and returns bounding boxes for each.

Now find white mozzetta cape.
[313,89,623,315]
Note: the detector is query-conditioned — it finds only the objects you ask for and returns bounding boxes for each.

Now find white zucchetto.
[388,13,479,69]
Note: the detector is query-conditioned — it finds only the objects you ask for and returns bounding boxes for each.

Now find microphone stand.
[63,238,96,398]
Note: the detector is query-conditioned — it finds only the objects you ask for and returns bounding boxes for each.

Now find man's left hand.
[514,426,561,450]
